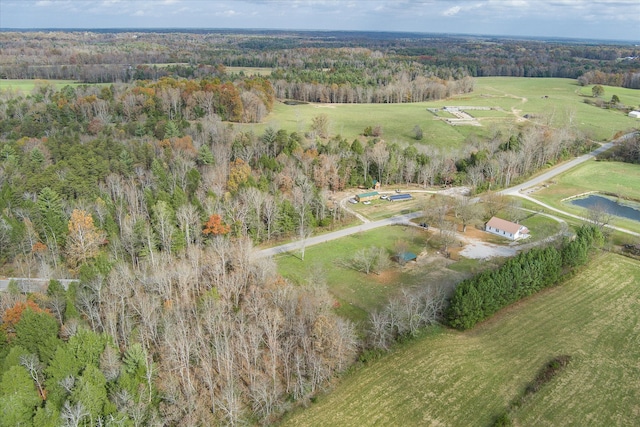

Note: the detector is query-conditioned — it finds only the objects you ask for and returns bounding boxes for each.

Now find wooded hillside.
[0,29,635,426]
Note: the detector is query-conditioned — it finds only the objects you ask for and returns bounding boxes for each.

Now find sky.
[1,0,639,42]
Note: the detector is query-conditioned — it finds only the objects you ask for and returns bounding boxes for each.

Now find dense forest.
[0,29,636,426]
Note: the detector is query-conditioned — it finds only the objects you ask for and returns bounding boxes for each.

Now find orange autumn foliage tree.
[2,300,52,337]
[203,214,230,236]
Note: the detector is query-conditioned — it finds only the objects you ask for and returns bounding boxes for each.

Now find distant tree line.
[1,30,638,96]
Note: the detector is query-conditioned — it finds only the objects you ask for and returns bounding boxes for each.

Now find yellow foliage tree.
[227,158,251,193]
[66,209,106,268]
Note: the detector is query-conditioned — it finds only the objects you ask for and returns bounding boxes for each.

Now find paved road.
[257,211,423,258]
[500,141,614,196]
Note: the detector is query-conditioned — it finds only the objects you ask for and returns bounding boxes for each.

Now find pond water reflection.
[569,195,640,222]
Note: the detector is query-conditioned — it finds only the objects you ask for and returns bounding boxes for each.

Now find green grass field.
[240,77,640,148]
[0,79,89,93]
[276,205,561,325]
[276,226,454,324]
[225,66,273,76]
[531,160,640,234]
[3,76,637,146]
[280,252,640,426]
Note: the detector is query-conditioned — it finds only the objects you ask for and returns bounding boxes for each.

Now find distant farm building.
[629,111,640,119]
[389,193,412,202]
[485,217,529,241]
[355,191,379,202]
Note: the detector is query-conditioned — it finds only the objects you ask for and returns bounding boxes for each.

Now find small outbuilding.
[396,251,417,264]
[389,193,412,202]
[485,217,529,241]
[629,111,640,119]
[355,191,379,202]
[356,191,379,202]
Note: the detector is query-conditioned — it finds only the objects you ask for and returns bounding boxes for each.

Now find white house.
[629,111,640,119]
[485,217,529,241]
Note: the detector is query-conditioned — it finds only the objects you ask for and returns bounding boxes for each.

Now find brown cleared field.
[280,252,640,426]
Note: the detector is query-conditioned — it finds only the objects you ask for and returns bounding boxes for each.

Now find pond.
[569,194,640,222]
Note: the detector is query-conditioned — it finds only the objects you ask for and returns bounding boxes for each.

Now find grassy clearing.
[350,191,435,221]
[280,252,640,426]
[4,76,636,146]
[277,227,425,320]
[225,66,273,76]
[531,160,640,234]
[250,77,640,148]
[516,213,563,241]
[0,79,89,93]
[277,226,442,324]
[276,203,558,325]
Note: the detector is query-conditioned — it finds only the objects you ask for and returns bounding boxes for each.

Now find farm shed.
[485,217,529,241]
[389,193,412,202]
[396,252,417,264]
[629,111,640,119]
[356,191,379,202]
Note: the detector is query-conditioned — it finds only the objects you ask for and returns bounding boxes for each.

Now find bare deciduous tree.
[454,196,482,233]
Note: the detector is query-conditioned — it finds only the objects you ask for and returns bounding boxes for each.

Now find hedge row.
[447,226,602,330]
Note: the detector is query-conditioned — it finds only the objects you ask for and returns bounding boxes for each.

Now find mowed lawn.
[276,226,448,324]
[280,252,640,426]
[0,79,87,93]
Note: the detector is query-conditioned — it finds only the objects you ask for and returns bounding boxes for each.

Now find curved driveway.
[499,142,614,196]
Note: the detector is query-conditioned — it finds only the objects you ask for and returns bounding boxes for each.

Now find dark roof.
[389,193,412,200]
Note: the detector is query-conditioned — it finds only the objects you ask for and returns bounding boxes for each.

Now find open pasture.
[248,77,640,148]
[350,191,435,220]
[276,226,466,324]
[280,252,640,426]
[0,79,87,93]
[225,66,273,76]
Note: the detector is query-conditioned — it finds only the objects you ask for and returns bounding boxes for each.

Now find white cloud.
[443,6,461,16]
[216,9,238,17]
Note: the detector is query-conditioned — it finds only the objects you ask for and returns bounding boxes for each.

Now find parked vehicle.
[348,198,358,204]
[380,195,389,200]
[363,201,371,205]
